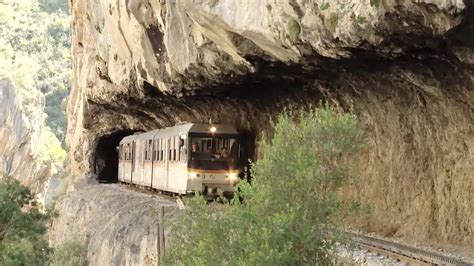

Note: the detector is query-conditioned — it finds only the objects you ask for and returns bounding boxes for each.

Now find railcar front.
[185,124,243,197]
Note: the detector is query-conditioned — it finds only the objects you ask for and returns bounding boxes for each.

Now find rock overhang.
[66,0,474,249]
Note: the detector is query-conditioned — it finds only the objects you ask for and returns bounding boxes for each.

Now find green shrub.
[320,2,330,11]
[0,177,52,265]
[165,104,367,265]
[51,238,87,266]
[370,0,380,8]
[286,17,301,44]
[356,15,367,24]
[329,12,339,31]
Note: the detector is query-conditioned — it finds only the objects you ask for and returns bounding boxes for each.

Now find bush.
[51,238,87,266]
[286,18,301,44]
[0,177,51,265]
[165,105,367,265]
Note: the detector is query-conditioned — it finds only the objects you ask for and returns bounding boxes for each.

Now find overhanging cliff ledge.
[65,0,473,249]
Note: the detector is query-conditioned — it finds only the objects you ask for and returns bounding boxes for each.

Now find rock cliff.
[65,0,474,258]
[0,79,51,195]
[50,184,175,265]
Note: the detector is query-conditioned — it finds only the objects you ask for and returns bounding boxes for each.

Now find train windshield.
[189,135,240,170]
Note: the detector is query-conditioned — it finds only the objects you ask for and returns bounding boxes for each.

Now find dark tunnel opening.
[94,130,138,183]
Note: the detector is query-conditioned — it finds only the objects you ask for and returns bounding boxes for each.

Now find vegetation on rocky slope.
[0,177,51,264]
[166,106,368,264]
[0,177,87,265]
[0,0,70,143]
[0,0,70,177]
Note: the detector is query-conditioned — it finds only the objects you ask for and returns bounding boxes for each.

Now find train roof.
[120,123,238,143]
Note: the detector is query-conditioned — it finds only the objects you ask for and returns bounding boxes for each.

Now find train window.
[178,135,186,162]
[180,145,186,162]
[158,139,162,161]
[132,142,135,162]
[147,140,153,161]
[124,144,127,160]
[147,139,152,161]
[173,137,177,161]
[159,150,162,161]
[125,144,128,160]
[172,137,175,161]
[123,144,126,160]
[173,137,178,161]
[177,137,180,161]
[145,141,148,161]
[149,140,153,160]
[144,142,148,161]
[161,138,164,161]
[190,135,240,167]
[168,138,172,161]
[156,139,159,161]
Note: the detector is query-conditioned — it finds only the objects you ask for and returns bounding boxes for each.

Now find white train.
[117,123,243,196]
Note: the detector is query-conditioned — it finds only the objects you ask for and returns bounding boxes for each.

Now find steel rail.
[347,232,473,266]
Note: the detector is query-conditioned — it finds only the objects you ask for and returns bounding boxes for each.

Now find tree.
[165,105,368,265]
[0,177,51,265]
[38,0,69,14]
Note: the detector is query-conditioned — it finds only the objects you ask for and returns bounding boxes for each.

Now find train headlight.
[228,173,238,182]
[189,172,198,179]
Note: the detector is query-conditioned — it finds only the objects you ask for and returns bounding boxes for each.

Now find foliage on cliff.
[0,0,71,142]
[166,105,367,264]
[0,177,51,265]
[0,177,88,265]
[50,238,87,266]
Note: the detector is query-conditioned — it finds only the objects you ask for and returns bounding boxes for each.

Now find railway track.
[347,232,473,265]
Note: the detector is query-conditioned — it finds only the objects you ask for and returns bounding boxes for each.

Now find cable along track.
[347,232,473,265]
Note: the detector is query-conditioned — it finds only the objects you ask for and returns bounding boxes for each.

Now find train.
[117,123,245,196]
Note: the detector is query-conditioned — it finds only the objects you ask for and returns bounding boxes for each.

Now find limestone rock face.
[66,0,474,259]
[0,79,50,195]
[50,184,175,266]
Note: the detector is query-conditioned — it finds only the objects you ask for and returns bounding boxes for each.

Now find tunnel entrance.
[94,130,137,183]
